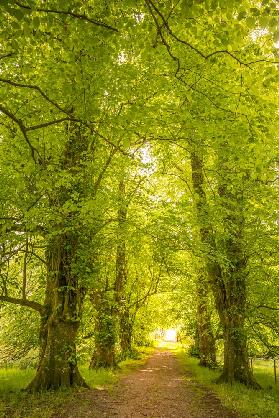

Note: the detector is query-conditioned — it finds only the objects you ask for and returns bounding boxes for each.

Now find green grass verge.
[175,350,279,418]
[0,346,154,418]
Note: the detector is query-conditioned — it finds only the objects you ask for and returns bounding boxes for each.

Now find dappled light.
[164,329,177,342]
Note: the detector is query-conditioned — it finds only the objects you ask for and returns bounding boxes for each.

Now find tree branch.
[26,117,71,131]
[145,0,278,67]
[0,77,69,114]
[93,146,117,195]
[0,103,39,162]
[256,305,279,311]
[15,1,118,32]
[0,295,44,314]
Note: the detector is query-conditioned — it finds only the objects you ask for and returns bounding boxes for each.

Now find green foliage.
[0,306,40,367]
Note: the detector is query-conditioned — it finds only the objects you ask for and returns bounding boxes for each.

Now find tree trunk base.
[89,348,117,370]
[89,359,117,370]
[26,366,89,392]
[199,358,218,369]
[216,371,261,390]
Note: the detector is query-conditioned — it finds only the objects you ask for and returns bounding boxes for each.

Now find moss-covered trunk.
[221,309,254,385]
[119,309,134,358]
[27,234,88,391]
[196,275,217,368]
[191,153,217,368]
[190,151,259,386]
[27,120,91,390]
[90,290,116,369]
[114,178,133,358]
[213,241,259,388]
[214,281,258,386]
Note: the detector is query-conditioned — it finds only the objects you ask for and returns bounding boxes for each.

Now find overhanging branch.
[145,0,279,67]
[0,295,44,314]
[0,77,70,114]
[15,1,118,32]
[0,103,39,162]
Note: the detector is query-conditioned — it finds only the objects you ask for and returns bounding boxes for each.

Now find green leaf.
[250,8,260,17]
[238,10,246,20]
[246,17,256,28]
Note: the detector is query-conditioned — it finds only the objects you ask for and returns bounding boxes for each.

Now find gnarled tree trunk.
[27,233,88,391]
[190,151,258,387]
[90,290,117,369]
[191,153,217,368]
[196,273,217,368]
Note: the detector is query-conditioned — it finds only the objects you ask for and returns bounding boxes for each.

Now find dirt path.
[53,350,241,418]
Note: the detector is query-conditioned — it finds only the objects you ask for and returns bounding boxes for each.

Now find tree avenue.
[0,0,278,394]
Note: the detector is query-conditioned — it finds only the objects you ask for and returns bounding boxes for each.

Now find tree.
[0,0,121,390]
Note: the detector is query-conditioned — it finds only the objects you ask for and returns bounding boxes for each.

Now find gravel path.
[53,350,241,418]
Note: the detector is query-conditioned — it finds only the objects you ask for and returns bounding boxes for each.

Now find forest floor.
[52,348,241,418]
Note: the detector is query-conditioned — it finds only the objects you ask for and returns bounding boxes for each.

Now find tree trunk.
[196,273,217,368]
[221,309,254,385]
[114,178,133,359]
[90,290,117,369]
[119,309,134,358]
[27,234,88,391]
[190,151,259,387]
[191,153,217,368]
[214,237,260,388]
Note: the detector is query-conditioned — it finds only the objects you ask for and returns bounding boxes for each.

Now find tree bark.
[214,217,259,388]
[27,119,90,391]
[114,178,134,359]
[191,153,217,368]
[214,271,259,387]
[196,272,217,368]
[90,290,117,369]
[27,233,88,391]
[190,151,259,386]
[119,308,134,358]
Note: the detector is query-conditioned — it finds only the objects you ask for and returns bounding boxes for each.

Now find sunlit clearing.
[165,329,177,342]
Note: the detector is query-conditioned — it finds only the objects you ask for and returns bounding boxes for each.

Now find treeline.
[0,0,278,391]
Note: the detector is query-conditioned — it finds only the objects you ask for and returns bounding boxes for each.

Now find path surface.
[53,350,241,418]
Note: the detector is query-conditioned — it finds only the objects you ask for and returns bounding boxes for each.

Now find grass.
[0,346,154,418]
[175,350,279,418]
[0,368,35,393]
